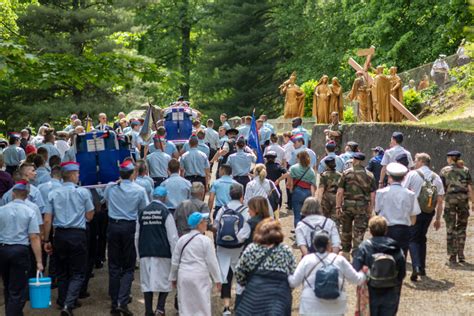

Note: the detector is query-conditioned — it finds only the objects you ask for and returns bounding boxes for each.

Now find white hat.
[386,162,408,177]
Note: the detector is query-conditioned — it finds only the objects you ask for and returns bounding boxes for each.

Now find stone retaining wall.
[311,123,473,172]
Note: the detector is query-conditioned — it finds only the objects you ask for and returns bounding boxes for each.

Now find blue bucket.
[29,271,51,309]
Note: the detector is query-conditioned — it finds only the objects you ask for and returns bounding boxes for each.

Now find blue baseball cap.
[187,212,209,229]
[153,186,167,197]
[60,161,80,172]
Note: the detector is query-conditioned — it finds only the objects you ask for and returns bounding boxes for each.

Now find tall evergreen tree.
[198,0,281,117]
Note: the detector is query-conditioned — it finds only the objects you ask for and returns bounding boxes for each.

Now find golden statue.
[418,74,430,91]
[349,71,372,122]
[280,72,305,118]
[389,66,404,122]
[329,77,344,119]
[371,66,392,122]
[313,75,331,123]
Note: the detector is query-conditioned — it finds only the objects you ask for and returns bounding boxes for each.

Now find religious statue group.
[279,72,343,124]
[280,66,406,123]
[348,65,404,122]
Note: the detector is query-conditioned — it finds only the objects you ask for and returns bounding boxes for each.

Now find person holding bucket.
[43,161,95,315]
[0,181,43,316]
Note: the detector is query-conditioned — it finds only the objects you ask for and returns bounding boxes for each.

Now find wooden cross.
[348,46,419,122]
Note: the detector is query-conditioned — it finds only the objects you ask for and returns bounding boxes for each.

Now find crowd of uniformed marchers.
[0,109,472,316]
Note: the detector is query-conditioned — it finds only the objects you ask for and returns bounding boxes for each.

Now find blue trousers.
[387,225,410,258]
[409,212,434,269]
[0,244,30,316]
[291,186,312,228]
[107,219,136,307]
[368,285,401,316]
[54,228,87,308]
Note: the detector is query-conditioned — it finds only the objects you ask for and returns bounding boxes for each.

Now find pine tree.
[198,0,281,117]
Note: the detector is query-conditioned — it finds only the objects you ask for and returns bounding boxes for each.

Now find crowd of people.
[0,108,472,316]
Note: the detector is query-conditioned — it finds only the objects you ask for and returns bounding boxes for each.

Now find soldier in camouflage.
[440,150,473,265]
[317,156,342,227]
[336,152,377,258]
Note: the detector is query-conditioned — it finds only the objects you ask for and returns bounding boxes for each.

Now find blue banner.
[248,110,264,163]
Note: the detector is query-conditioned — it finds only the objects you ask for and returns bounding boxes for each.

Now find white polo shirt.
[375,183,421,226]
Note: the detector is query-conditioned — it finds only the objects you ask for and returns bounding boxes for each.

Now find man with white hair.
[174,182,210,236]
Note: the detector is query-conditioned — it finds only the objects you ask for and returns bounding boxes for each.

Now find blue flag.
[248,110,264,163]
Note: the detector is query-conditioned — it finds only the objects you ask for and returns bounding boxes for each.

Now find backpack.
[221,139,236,164]
[416,170,438,213]
[312,255,341,299]
[302,218,328,253]
[216,204,246,248]
[367,240,399,288]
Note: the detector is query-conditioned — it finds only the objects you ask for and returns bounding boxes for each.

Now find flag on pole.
[140,104,153,142]
[248,109,264,163]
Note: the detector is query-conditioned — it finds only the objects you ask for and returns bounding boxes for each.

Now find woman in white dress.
[169,212,222,316]
[243,164,279,218]
[288,232,367,316]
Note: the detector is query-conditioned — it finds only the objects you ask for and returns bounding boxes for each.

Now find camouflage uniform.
[326,122,343,154]
[440,163,472,261]
[319,170,342,226]
[338,165,376,255]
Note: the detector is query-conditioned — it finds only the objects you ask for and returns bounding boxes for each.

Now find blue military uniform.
[146,148,171,187]
[38,142,61,159]
[2,144,26,175]
[227,149,256,190]
[0,189,40,316]
[289,145,317,168]
[135,175,154,201]
[180,147,210,187]
[148,140,178,157]
[318,152,344,174]
[33,166,51,186]
[160,173,191,211]
[104,161,149,310]
[1,183,45,213]
[182,140,210,158]
[45,163,94,311]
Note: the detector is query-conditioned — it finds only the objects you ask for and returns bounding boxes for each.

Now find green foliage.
[404,89,423,114]
[300,79,318,118]
[197,0,281,118]
[343,105,356,123]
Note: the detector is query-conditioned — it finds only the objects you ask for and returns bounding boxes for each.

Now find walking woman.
[235,218,295,316]
[244,196,271,247]
[289,232,367,316]
[288,151,317,228]
[243,164,279,218]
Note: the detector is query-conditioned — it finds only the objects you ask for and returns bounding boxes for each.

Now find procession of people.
[0,107,472,316]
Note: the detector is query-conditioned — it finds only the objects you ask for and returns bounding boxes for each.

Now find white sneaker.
[223,307,231,315]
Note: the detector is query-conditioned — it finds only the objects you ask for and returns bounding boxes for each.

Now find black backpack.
[216,205,246,248]
[221,139,236,164]
[301,218,329,253]
[367,240,399,288]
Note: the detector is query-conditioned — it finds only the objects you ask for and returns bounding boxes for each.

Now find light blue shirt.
[46,182,94,229]
[180,148,210,177]
[219,135,229,148]
[147,151,171,178]
[37,179,62,210]
[292,126,310,146]
[135,176,154,200]
[339,151,354,164]
[1,184,45,213]
[149,141,177,157]
[24,199,43,225]
[259,126,272,146]
[228,150,256,176]
[264,122,275,133]
[105,180,149,221]
[237,125,251,140]
[318,152,344,174]
[182,140,210,158]
[2,145,26,166]
[160,174,191,209]
[38,143,61,159]
[221,121,231,130]
[62,147,76,162]
[33,167,51,186]
[0,199,39,245]
[204,127,220,150]
[289,146,317,168]
[210,175,238,207]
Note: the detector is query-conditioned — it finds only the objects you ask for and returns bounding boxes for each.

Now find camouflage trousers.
[444,197,470,258]
[341,205,369,254]
[321,193,339,228]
